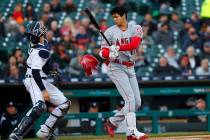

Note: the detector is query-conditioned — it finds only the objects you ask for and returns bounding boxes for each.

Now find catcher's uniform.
[24,40,67,106]
[9,21,70,140]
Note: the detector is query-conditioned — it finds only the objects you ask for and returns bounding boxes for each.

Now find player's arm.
[119,25,143,51]
[31,50,50,91]
[99,29,114,59]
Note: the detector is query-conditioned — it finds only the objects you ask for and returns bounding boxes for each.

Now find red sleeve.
[119,36,142,51]
[99,48,110,59]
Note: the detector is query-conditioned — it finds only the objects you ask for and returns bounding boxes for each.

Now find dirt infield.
[150,135,210,140]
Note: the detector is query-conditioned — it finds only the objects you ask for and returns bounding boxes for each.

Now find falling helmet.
[80,54,99,76]
[25,21,47,44]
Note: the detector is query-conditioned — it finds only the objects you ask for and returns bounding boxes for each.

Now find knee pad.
[51,100,71,118]
[58,99,71,114]
[29,100,47,120]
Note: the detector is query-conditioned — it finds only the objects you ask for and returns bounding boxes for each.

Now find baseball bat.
[84,8,111,46]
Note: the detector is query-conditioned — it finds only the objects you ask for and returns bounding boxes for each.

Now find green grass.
[23,132,210,140]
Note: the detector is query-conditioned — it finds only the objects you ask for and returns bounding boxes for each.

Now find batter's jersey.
[26,40,51,77]
[101,23,143,62]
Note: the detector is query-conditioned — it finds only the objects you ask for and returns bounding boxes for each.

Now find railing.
[64,109,210,135]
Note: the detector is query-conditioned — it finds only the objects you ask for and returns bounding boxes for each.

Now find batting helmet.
[25,21,47,44]
[80,54,99,76]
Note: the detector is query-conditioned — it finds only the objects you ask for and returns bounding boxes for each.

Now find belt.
[113,59,134,67]
[25,75,47,79]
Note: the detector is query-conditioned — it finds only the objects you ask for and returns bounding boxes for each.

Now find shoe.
[36,129,50,139]
[8,133,21,140]
[104,119,116,137]
[127,133,148,140]
[36,129,57,140]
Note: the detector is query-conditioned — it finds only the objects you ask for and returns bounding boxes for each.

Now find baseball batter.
[9,21,71,140]
[99,6,148,140]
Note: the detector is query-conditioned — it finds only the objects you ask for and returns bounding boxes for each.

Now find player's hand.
[109,50,119,60]
[42,90,50,101]
[110,45,120,52]
[109,45,119,60]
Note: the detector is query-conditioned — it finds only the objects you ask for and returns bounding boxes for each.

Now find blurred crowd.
[0,0,210,83]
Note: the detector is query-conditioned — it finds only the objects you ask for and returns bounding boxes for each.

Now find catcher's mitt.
[80,54,99,76]
[49,68,63,86]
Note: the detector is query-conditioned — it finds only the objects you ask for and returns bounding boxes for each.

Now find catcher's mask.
[25,21,47,44]
[80,54,99,76]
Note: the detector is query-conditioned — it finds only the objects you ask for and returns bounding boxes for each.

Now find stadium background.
[0,0,210,139]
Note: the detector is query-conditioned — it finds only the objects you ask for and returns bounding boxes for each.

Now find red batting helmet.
[80,54,99,76]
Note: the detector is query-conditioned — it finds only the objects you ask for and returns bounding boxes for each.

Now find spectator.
[180,19,193,44]
[60,17,76,37]
[24,3,37,21]
[99,19,108,32]
[68,54,84,77]
[0,101,19,139]
[80,102,99,133]
[62,31,75,51]
[202,41,210,59]
[135,47,149,68]
[153,22,174,47]
[169,12,184,32]
[6,65,23,83]
[178,56,192,76]
[62,0,77,13]
[75,25,91,46]
[51,43,71,70]
[135,47,149,77]
[158,14,169,24]
[185,46,201,70]
[196,58,210,76]
[12,3,24,24]
[164,47,179,69]
[40,13,51,28]
[50,20,60,37]
[5,14,19,35]
[15,25,27,43]
[201,26,210,42]
[141,21,154,48]
[46,31,56,49]
[183,27,203,51]
[13,48,25,75]
[42,3,52,15]
[8,56,17,67]
[188,98,207,122]
[141,13,157,35]
[191,12,201,31]
[153,57,180,76]
[50,0,61,13]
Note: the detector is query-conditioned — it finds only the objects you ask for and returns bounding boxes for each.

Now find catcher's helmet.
[80,54,99,76]
[25,21,47,44]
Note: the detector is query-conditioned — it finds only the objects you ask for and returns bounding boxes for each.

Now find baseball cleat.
[8,133,21,140]
[127,133,148,140]
[104,119,116,137]
[36,129,50,139]
[37,129,57,140]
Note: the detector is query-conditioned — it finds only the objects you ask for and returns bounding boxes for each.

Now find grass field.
[23,132,210,140]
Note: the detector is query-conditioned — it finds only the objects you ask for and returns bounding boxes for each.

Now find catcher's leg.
[36,99,71,139]
[9,101,47,140]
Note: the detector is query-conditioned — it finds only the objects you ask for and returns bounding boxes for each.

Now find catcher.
[9,21,71,140]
